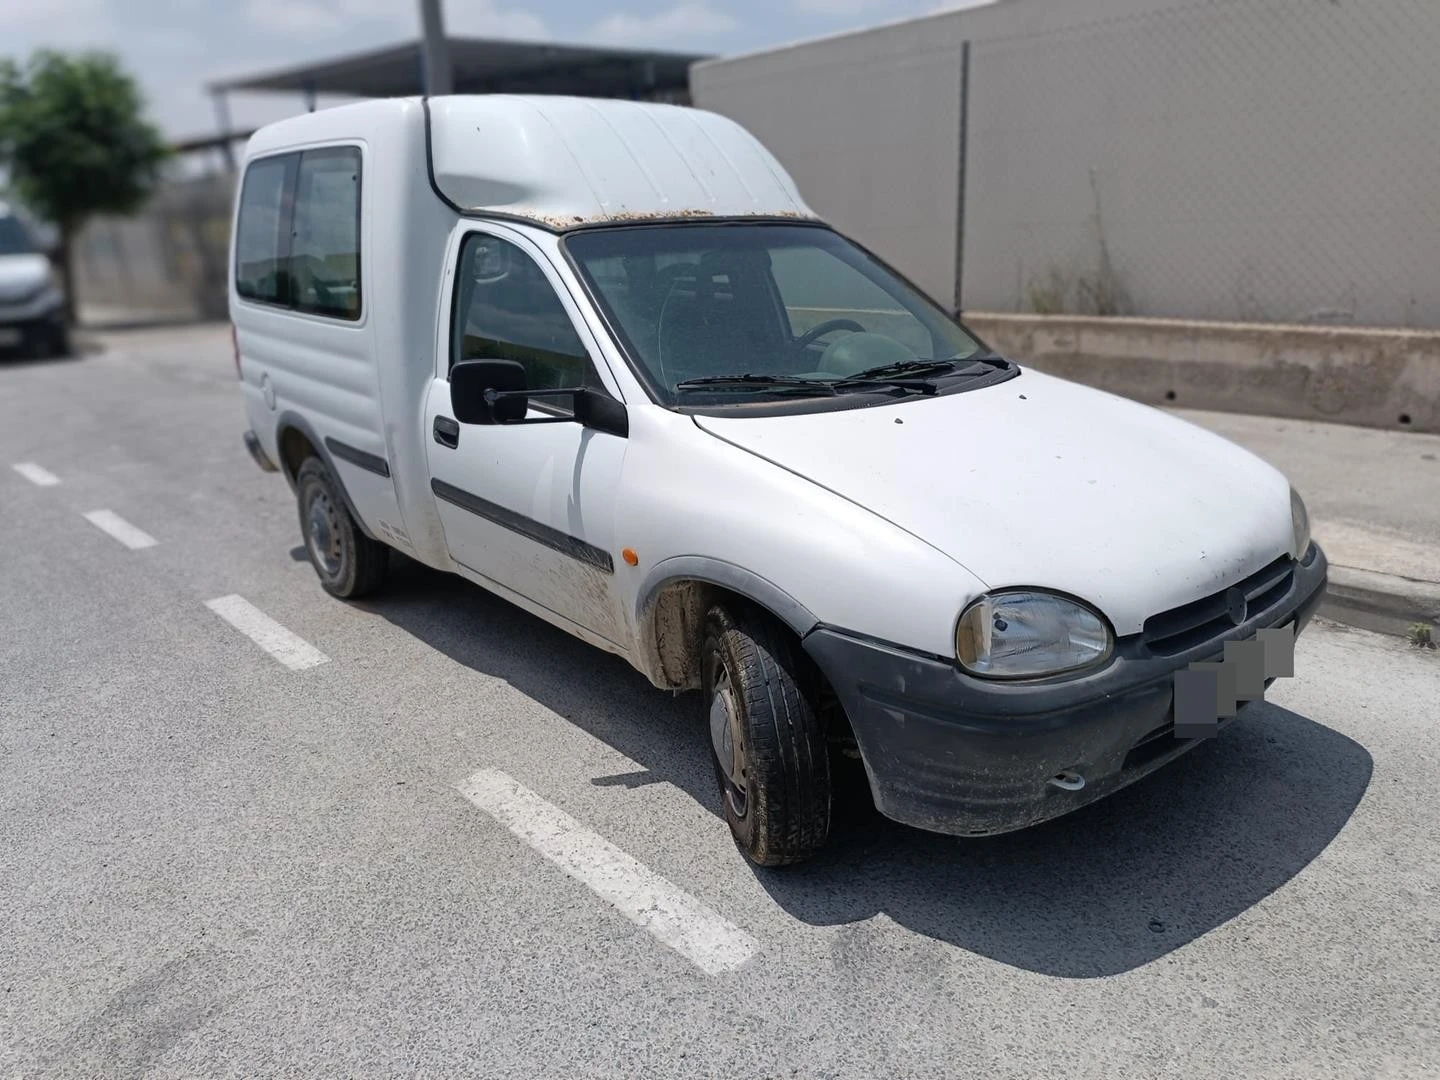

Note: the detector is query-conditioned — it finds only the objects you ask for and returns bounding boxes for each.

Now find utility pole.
[419,0,453,96]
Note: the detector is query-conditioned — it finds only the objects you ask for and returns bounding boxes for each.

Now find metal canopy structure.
[209,38,707,102]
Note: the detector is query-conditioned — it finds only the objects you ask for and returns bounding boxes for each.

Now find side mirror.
[451,359,528,424]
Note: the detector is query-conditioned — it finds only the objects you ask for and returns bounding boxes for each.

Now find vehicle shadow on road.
[767,710,1371,977]
[0,345,90,367]
[365,556,1372,980]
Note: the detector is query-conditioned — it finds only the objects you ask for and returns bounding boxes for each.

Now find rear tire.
[296,457,388,599]
[702,604,831,867]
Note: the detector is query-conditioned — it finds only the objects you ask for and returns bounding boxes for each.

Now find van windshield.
[565,224,988,407]
[0,214,37,256]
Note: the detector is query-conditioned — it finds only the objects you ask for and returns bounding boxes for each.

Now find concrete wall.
[966,312,1440,434]
[72,172,235,325]
[692,0,1440,329]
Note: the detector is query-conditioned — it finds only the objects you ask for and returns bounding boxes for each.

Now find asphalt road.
[2,326,1437,1079]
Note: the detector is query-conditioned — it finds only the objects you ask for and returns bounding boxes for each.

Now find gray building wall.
[692,0,1440,328]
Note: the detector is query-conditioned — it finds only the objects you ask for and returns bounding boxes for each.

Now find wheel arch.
[273,410,379,542]
[634,557,819,692]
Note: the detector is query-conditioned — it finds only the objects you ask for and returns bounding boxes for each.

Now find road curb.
[1322,564,1440,632]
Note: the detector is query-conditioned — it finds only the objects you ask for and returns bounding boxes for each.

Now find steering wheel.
[794,318,865,351]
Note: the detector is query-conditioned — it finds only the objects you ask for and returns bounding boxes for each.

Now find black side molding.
[325,437,391,478]
[431,478,614,574]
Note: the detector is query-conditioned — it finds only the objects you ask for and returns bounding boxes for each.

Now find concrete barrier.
[963,313,1440,435]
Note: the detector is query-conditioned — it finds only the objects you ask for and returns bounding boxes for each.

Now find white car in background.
[228,96,1328,867]
[0,203,68,358]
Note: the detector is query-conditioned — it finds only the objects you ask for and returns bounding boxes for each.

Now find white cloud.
[242,0,352,34]
[241,0,545,40]
[790,0,884,14]
[590,2,737,47]
[445,2,548,40]
[793,0,992,15]
[0,0,116,46]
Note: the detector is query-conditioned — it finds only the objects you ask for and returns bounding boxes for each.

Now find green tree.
[0,50,168,324]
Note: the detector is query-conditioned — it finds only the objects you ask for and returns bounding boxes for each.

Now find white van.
[229,96,1327,866]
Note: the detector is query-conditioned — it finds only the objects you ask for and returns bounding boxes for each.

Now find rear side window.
[291,148,362,320]
[235,156,292,304]
[234,146,362,321]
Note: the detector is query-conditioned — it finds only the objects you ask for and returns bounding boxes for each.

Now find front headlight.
[1290,487,1311,560]
[955,590,1113,679]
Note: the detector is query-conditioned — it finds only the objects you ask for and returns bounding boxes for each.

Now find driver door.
[424,226,630,651]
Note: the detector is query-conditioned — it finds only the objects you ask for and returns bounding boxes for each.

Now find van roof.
[245,95,821,230]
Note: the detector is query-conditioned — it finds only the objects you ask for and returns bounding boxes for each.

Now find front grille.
[1142,554,1295,656]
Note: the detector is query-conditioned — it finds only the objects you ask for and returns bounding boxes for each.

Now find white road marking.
[457,768,758,975]
[204,594,330,671]
[82,510,158,550]
[12,462,60,487]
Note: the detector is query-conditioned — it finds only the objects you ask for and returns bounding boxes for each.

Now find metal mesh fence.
[961,0,1440,328]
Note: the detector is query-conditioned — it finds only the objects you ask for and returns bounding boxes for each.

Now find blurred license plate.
[0,328,21,346]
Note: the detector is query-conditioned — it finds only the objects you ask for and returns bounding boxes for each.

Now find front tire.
[702,604,831,867]
[296,457,388,599]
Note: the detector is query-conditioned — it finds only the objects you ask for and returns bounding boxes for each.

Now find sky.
[0,0,986,141]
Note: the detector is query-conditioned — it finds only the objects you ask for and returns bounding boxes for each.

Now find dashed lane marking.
[82,509,158,550]
[204,594,330,671]
[457,768,758,976]
[12,463,60,487]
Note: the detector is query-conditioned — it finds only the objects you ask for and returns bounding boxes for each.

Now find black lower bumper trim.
[803,546,1329,837]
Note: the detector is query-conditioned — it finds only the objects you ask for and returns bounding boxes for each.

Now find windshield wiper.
[828,359,957,396]
[842,358,960,381]
[830,353,1013,395]
[673,353,1012,399]
[674,373,838,396]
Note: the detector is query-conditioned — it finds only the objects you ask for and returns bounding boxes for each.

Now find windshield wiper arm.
[828,353,1014,394]
[826,358,958,396]
[675,373,838,396]
[843,353,1010,380]
[841,358,960,381]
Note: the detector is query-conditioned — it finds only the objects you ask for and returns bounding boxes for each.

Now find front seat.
[656,251,785,387]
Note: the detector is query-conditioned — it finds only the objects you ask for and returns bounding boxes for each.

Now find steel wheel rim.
[709,669,748,818]
[306,489,344,577]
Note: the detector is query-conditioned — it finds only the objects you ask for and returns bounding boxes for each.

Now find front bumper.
[803,544,1328,837]
[0,285,66,326]
[0,287,66,353]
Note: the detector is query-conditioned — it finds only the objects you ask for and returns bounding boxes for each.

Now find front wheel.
[296,457,388,599]
[702,605,831,867]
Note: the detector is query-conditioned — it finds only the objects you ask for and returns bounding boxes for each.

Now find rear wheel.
[296,457,388,599]
[702,604,831,866]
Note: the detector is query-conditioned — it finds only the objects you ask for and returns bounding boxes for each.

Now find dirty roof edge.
[467,209,828,235]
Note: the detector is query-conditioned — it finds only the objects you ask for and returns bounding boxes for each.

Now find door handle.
[433,416,460,449]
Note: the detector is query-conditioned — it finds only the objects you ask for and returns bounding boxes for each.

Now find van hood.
[0,253,51,302]
[692,369,1296,635]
